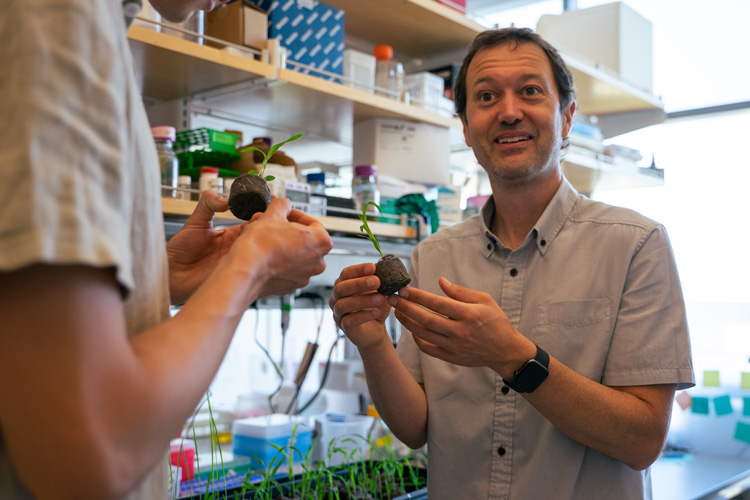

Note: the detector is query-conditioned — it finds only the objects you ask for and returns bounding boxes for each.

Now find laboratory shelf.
[128,25,274,102]
[322,0,486,59]
[561,146,663,195]
[161,198,418,241]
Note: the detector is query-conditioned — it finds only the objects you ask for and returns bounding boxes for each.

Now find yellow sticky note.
[742,373,750,390]
[703,370,720,387]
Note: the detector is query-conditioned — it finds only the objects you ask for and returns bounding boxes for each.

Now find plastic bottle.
[177,175,192,201]
[199,167,219,194]
[373,45,404,100]
[151,126,179,198]
[353,165,380,214]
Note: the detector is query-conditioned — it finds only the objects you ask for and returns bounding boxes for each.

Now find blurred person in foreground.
[0,0,333,498]
[330,28,693,500]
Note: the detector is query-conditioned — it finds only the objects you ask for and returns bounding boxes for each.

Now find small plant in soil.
[357,202,411,296]
[228,133,303,220]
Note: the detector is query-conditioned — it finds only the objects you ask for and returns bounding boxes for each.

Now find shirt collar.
[479,177,580,256]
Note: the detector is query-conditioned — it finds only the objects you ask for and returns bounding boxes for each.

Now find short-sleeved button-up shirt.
[396,178,694,500]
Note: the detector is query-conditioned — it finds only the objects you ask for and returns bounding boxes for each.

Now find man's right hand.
[329,263,392,348]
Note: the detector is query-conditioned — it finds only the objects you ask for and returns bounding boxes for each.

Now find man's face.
[149,0,230,23]
[461,42,575,187]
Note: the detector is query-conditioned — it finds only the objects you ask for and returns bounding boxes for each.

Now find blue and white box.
[232,414,313,470]
[247,0,344,81]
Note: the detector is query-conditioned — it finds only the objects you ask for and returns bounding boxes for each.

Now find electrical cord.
[284,292,325,414]
[296,328,345,415]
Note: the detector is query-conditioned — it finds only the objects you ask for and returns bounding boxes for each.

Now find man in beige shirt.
[330,28,693,499]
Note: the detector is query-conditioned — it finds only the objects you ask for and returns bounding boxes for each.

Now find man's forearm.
[358,335,428,450]
[523,356,675,470]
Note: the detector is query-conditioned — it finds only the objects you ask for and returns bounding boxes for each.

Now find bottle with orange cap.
[373,44,404,100]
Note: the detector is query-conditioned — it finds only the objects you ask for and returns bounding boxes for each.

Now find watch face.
[514,359,549,393]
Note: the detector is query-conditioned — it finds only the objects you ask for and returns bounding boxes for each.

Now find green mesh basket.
[175,128,241,170]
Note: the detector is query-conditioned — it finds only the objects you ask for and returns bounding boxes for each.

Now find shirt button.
[487,243,492,251]
[501,385,510,395]
[540,239,547,246]
[509,268,518,277]
[498,447,506,456]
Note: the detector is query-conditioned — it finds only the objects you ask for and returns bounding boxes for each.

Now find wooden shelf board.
[128,25,274,101]
[324,0,485,59]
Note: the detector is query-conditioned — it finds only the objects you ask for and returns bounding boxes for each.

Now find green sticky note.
[691,397,710,414]
[735,422,750,445]
[703,370,720,387]
[743,397,750,416]
[742,373,750,390]
[714,395,734,416]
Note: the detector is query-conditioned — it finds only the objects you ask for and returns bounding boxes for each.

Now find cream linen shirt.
[0,0,170,498]
[397,178,694,500]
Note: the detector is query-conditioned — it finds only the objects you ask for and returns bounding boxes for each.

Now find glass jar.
[353,165,380,214]
[307,172,327,216]
[151,126,179,198]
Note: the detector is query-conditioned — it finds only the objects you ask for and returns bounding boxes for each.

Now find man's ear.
[461,116,472,148]
[561,100,576,139]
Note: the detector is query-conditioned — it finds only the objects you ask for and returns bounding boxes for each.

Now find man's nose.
[496,96,523,125]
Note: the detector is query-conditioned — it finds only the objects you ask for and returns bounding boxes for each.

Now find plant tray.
[175,128,241,170]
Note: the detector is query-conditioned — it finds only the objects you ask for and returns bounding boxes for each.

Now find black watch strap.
[503,344,550,394]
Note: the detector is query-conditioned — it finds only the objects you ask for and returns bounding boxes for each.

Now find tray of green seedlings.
[175,128,241,170]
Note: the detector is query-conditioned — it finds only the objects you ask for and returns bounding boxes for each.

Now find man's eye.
[479,92,493,102]
[524,87,542,96]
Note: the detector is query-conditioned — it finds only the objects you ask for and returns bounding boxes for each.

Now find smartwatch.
[503,344,550,393]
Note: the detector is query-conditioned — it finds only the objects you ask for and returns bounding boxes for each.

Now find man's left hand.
[166,190,243,304]
[387,277,535,378]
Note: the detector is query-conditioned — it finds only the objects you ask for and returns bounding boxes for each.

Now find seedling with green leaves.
[242,133,303,181]
[228,133,303,220]
[358,202,411,296]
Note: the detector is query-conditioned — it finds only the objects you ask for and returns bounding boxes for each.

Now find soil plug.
[358,202,411,295]
[228,133,303,220]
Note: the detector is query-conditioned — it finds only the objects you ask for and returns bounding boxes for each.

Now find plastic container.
[169,438,196,481]
[353,165,380,213]
[199,167,219,194]
[151,126,179,198]
[313,413,374,466]
[373,45,404,100]
[344,49,376,93]
[232,414,313,470]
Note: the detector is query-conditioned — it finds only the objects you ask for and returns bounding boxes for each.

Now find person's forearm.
[523,357,675,470]
[357,335,428,449]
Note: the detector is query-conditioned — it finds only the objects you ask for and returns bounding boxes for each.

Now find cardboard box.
[246,0,345,81]
[205,1,268,51]
[344,48,375,93]
[536,2,653,93]
[232,414,313,469]
[352,118,451,186]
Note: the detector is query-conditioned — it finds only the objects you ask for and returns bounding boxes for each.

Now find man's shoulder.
[571,196,661,231]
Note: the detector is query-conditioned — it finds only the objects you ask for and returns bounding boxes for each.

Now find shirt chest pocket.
[532,298,614,380]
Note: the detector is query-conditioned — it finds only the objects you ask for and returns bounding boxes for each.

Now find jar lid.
[354,165,377,176]
[200,167,219,174]
[373,45,393,61]
[151,125,176,142]
[307,172,325,183]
